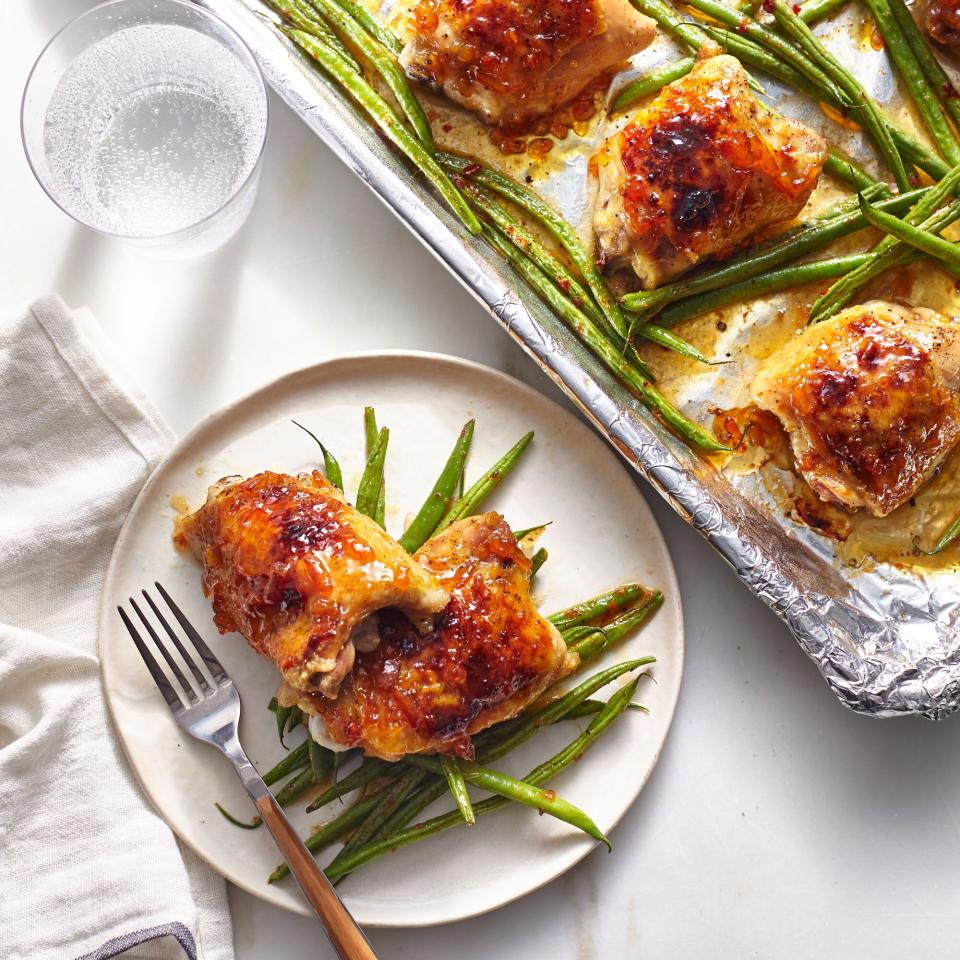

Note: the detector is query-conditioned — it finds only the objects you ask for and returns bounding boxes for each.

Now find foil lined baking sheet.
[194,0,960,717]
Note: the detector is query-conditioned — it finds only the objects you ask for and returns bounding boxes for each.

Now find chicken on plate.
[593,55,827,288]
[292,512,577,760]
[752,301,960,518]
[399,0,655,127]
[176,477,575,759]
[174,471,450,699]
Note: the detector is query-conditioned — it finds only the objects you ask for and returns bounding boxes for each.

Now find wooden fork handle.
[255,793,379,960]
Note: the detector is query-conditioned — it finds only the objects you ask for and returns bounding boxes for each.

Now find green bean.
[570,592,664,661]
[323,659,653,881]
[640,323,714,364]
[362,408,386,526]
[626,0,711,53]
[434,430,534,531]
[823,149,882,193]
[438,153,628,338]
[269,790,385,882]
[274,766,317,808]
[464,184,604,326]
[930,513,960,554]
[355,423,388,521]
[684,0,852,105]
[772,0,911,189]
[858,195,960,272]
[263,740,311,787]
[483,225,727,452]
[214,802,261,829]
[326,0,403,56]
[886,0,960,133]
[291,419,344,491]
[657,253,875,326]
[282,29,482,235]
[440,756,476,825]
[406,755,610,847]
[692,17,947,180]
[811,160,960,321]
[622,188,925,319]
[530,547,549,577]
[864,0,960,165]
[398,420,475,552]
[326,678,641,882]
[263,0,359,72]
[329,768,426,873]
[304,0,434,149]
[309,739,335,782]
[275,704,299,747]
[305,757,392,811]
[513,523,551,542]
[549,582,650,630]
[480,659,656,766]
[610,57,696,115]
[798,0,851,23]
[562,698,648,720]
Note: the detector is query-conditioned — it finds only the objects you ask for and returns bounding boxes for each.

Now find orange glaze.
[174,471,448,696]
[926,0,960,46]
[308,513,575,760]
[409,0,599,105]
[486,72,611,155]
[786,316,957,516]
[616,76,816,263]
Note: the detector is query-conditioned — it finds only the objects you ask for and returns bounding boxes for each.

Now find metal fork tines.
[117,583,378,960]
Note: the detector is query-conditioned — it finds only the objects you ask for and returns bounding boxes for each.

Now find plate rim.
[97,348,684,926]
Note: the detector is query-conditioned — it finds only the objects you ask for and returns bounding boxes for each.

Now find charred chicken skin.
[173,471,449,699]
[752,302,960,518]
[290,512,577,760]
[399,0,655,127]
[925,0,960,46]
[593,55,827,288]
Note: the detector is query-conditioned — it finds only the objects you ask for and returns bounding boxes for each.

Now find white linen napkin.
[0,296,234,960]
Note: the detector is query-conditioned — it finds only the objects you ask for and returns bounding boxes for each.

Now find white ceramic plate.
[99,351,683,926]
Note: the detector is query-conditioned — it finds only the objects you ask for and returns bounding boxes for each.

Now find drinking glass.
[22,0,270,258]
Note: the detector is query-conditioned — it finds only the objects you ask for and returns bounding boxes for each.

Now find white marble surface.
[6,2,960,956]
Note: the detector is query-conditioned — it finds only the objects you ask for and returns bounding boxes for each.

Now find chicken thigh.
[752,302,960,517]
[174,471,449,699]
[399,0,655,127]
[593,55,827,288]
[295,512,577,760]
[925,0,960,46]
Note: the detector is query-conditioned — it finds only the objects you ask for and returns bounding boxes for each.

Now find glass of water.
[22,0,270,258]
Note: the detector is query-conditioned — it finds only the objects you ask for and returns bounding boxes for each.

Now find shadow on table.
[28,0,93,38]
[51,214,251,419]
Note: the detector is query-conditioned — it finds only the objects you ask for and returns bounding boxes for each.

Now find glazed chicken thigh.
[399,0,655,127]
[925,0,960,46]
[174,471,449,699]
[593,55,827,288]
[752,302,960,518]
[294,512,577,760]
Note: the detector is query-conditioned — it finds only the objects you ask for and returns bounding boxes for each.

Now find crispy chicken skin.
[593,56,827,288]
[291,513,577,760]
[925,0,960,46]
[173,471,449,699]
[752,302,960,518]
[399,0,655,127]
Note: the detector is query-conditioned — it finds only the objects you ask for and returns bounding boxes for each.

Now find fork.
[118,582,379,960]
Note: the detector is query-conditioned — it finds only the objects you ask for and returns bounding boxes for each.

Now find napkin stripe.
[75,921,197,960]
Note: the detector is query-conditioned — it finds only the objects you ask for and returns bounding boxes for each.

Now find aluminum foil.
[193,0,960,717]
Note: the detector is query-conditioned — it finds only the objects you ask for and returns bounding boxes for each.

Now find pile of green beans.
[212,413,665,868]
